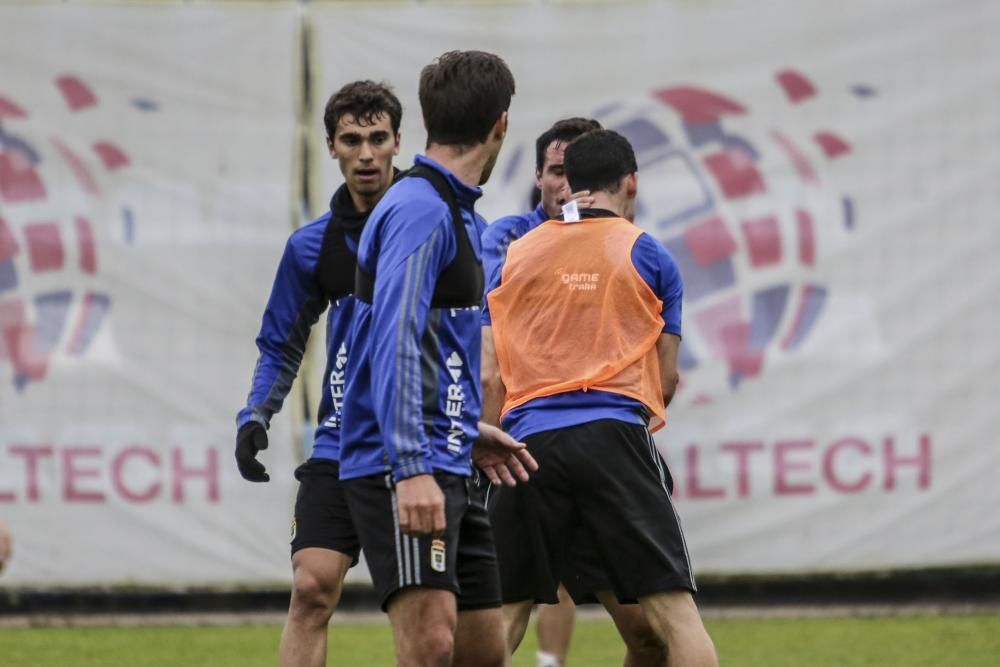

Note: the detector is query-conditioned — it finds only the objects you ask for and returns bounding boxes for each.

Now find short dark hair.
[535,117,602,172]
[324,80,402,138]
[419,50,515,147]
[564,130,638,194]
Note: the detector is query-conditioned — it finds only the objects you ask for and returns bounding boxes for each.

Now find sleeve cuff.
[392,455,433,482]
[236,409,270,429]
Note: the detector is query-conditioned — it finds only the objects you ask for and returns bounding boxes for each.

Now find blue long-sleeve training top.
[237,183,369,461]
[339,155,487,482]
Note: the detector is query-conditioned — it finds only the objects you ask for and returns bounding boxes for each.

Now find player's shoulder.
[632,229,682,293]
[485,208,543,247]
[482,214,522,248]
[376,177,450,227]
[284,210,333,260]
[362,177,452,259]
[290,210,332,240]
[634,229,674,260]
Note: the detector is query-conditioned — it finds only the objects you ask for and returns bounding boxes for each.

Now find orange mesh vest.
[487,215,667,431]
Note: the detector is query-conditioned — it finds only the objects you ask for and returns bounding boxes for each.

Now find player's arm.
[633,232,684,408]
[472,422,537,487]
[235,232,326,482]
[368,202,452,534]
[657,333,681,408]
[472,226,537,486]
[656,241,683,408]
[480,326,505,426]
[478,230,508,427]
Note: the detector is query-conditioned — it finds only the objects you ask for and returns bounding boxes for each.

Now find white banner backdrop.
[0,4,303,585]
[1,0,998,588]
[312,0,1000,574]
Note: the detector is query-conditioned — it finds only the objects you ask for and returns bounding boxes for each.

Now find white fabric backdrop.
[1,0,998,586]
[311,0,1000,574]
[0,4,303,585]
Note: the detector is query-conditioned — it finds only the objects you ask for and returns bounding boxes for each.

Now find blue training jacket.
[481,202,547,292]
[339,155,487,482]
[237,183,367,461]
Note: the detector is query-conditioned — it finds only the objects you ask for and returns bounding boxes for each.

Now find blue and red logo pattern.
[607,70,868,401]
[0,74,152,390]
[501,69,872,403]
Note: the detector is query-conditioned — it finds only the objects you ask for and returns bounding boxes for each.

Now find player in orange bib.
[482,129,718,667]
[482,117,667,667]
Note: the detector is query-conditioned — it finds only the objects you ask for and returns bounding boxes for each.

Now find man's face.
[329,112,400,202]
[535,140,571,218]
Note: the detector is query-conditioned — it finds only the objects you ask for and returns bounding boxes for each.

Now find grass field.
[2,614,999,666]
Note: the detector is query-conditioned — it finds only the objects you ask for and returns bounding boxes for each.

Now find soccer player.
[482,117,597,275]
[482,129,719,667]
[338,51,525,666]
[234,81,403,667]
[483,117,666,667]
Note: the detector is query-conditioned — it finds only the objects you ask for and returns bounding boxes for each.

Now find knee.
[414,625,456,664]
[289,567,338,619]
[623,616,666,656]
[475,632,507,667]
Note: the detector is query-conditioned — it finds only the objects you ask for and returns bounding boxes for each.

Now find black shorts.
[480,477,612,605]
[344,471,502,612]
[489,419,696,605]
[290,459,361,564]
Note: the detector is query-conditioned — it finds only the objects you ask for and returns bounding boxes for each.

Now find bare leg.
[638,591,717,667]
[279,547,352,667]
[595,591,666,667]
[387,587,459,667]
[502,600,535,656]
[536,584,576,666]
[453,606,508,667]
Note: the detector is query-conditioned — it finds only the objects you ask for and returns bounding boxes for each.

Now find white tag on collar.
[561,199,580,222]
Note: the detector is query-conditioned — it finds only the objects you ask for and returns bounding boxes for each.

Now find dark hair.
[564,129,638,194]
[324,80,402,138]
[535,117,602,172]
[419,50,515,147]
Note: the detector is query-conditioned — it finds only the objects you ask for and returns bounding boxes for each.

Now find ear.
[393,131,402,156]
[494,111,508,141]
[535,169,543,190]
[326,135,337,159]
[625,171,638,198]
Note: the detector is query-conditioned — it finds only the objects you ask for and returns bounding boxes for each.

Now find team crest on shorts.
[290,518,297,542]
[430,539,446,573]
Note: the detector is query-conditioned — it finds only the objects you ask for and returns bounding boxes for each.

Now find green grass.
[2,614,999,666]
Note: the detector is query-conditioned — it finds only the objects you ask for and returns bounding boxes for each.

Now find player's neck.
[425,143,490,188]
[348,187,384,214]
[589,191,627,219]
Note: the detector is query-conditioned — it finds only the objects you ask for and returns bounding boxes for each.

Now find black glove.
[235,422,270,482]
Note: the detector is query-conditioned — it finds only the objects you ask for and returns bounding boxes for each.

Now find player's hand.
[558,188,594,210]
[396,474,446,536]
[472,422,539,487]
[235,422,270,482]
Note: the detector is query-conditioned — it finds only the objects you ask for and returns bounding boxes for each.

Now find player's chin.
[351,178,383,194]
[351,167,384,184]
